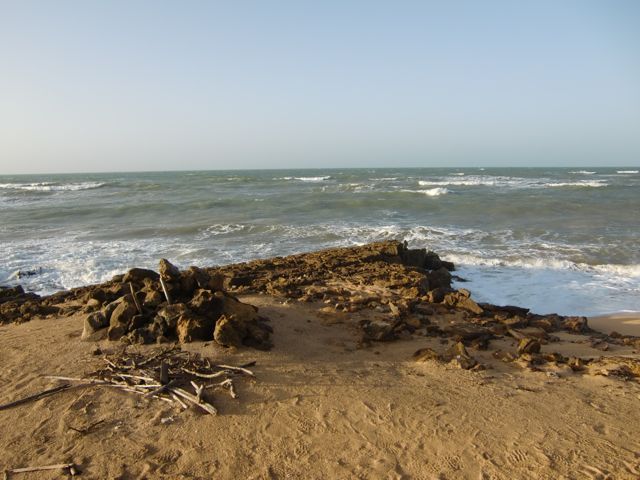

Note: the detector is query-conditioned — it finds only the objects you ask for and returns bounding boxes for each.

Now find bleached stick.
[183,369,228,379]
[214,364,255,377]
[169,387,217,415]
[159,277,172,305]
[9,463,75,474]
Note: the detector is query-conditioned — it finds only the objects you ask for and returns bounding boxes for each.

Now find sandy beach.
[1,243,640,479]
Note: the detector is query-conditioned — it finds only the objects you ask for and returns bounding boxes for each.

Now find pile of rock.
[82,259,272,350]
[0,285,59,324]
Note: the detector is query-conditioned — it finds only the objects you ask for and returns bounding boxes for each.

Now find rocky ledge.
[1,241,640,378]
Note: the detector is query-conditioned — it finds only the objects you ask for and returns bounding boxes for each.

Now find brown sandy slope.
[2,296,640,479]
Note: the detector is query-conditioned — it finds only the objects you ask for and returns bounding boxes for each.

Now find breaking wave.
[0,181,106,192]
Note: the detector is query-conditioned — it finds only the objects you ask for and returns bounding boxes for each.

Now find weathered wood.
[8,463,75,474]
[159,277,172,305]
[0,384,71,411]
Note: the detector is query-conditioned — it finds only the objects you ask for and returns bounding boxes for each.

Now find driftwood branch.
[159,277,172,305]
[170,387,217,415]
[7,463,77,476]
[0,384,71,411]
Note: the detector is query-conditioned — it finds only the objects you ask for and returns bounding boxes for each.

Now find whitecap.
[0,181,106,191]
[294,176,331,182]
[400,188,449,196]
[569,170,596,175]
[617,170,639,174]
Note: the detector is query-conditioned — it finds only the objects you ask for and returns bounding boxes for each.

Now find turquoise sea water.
[1,167,638,316]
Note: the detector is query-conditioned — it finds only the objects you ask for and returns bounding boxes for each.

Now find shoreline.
[2,241,640,477]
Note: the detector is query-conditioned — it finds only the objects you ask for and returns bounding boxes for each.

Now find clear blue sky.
[1,1,639,173]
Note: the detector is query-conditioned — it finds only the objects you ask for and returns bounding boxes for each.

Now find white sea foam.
[569,170,596,175]
[546,180,607,188]
[617,170,639,174]
[0,181,106,191]
[452,172,465,176]
[417,176,607,189]
[400,188,449,196]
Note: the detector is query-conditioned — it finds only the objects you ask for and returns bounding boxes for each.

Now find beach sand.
[1,295,640,479]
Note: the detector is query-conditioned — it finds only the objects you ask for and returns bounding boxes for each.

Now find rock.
[159,259,181,282]
[388,302,401,317]
[426,287,452,303]
[176,311,214,343]
[517,338,541,355]
[127,327,156,345]
[122,268,159,284]
[108,295,138,340]
[0,285,25,300]
[427,267,452,291]
[404,316,423,329]
[213,314,245,347]
[189,289,224,318]
[586,357,640,379]
[413,347,442,362]
[156,303,189,329]
[143,290,164,309]
[82,311,108,340]
[361,319,396,342]
[84,298,102,313]
[447,342,478,369]
[563,316,589,333]
[443,290,484,314]
[219,292,259,322]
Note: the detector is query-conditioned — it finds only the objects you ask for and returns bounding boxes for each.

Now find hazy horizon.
[2,1,639,174]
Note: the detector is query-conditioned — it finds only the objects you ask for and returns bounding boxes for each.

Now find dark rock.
[427,267,452,291]
[0,285,25,299]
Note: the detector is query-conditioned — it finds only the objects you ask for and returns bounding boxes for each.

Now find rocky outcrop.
[75,259,272,349]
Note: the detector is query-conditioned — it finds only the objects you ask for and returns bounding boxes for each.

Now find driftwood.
[0,384,71,411]
[159,277,172,305]
[6,463,78,477]
[42,348,254,415]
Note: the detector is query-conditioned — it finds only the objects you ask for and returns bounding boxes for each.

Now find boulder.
[82,311,108,340]
[213,314,245,347]
[563,316,589,333]
[108,295,138,340]
[122,268,159,284]
[159,259,181,282]
[189,289,224,318]
[427,267,452,291]
[156,303,189,329]
[413,347,442,362]
[143,290,164,309]
[361,319,396,342]
[517,338,541,355]
[176,311,214,343]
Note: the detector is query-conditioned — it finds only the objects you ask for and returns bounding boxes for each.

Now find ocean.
[1,167,638,316]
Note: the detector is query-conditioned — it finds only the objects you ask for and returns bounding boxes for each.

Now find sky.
[1,1,639,174]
